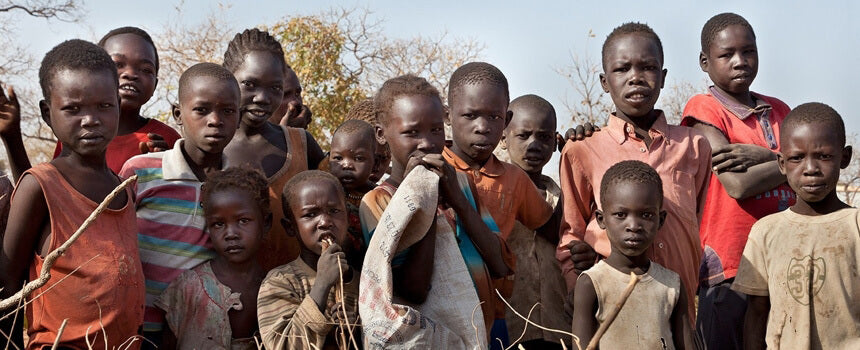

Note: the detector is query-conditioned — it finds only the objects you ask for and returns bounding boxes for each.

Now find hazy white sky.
[10,0,858,152]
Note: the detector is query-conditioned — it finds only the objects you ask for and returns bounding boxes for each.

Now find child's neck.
[180,142,222,181]
[57,149,110,172]
[615,109,660,146]
[300,249,320,271]
[210,255,263,284]
[714,85,756,108]
[238,120,279,138]
[605,250,651,275]
[527,170,546,189]
[450,144,490,171]
[790,191,850,217]
[117,108,148,136]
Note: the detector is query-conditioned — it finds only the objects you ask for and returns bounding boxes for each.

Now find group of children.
[0,11,856,350]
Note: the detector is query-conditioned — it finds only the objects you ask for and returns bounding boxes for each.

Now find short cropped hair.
[201,167,271,219]
[781,102,845,147]
[178,62,238,101]
[600,160,663,207]
[448,62,509,103]
[333,120,376,150]
[98,26,159,72]
[602,22,664,67]
[345,98,376,124]
[701,13,755,53]
[281,170,344,219]
[39,39,118,102]
[374,74,443,123]
[223,28,286,73]
[509,94,557,124]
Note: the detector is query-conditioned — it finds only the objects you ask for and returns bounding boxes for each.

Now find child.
[345,98,390,183]
[119,62,240,345]
[156,167,270,349]
[0,27,180,179]
[360,74,514,341]
[222,28,326,272]
[0,40,144,349]
[572,160,695,349]
[733,103,860,349]
[271,65,313,129]
[257,170,359,350]
[328,119,376,268]
[442,62,553,346]
[680,13,795,348]
[557,23,711,321]
[500,94,569,349]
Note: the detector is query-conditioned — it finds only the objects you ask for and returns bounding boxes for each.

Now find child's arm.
[743,295,769,350]
[536,195,562,245]
[309,243,350,311]
[0,175,48,348]
[571,273,599,347]
[304,130,326,170]
[671,281,698,350]
[691,122,785,200]
[392,220,436,304]
[0,86,32,181]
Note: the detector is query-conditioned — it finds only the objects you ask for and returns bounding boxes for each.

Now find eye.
[462,113,476,120]
[302,212,317,218]
[223,108,236,114]
[241,81,254,89]
[142,67,155,75]
[329,208,341,214]
[61,105,80,113]
[516,133,528,140]
[787,155,803,163]
[193,107,209,114]
[332,155,343,161]
[612,212,626,219]
[210,221,225,229]
[99,103,114,109]
[272,86,283,93]
[642,212,654,219]
[239,218,251,224]
[820,154,833,161]
[431,127,444,134]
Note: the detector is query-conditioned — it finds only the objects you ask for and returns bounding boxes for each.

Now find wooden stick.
[585,271,641,350]
[0,175,137,310]
[50,319,68,350]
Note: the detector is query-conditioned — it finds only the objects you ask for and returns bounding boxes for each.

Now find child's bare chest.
[226,135,289,178]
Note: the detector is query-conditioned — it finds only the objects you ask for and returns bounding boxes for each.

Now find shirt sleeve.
[515,169,554,230]
[556,142,595,289]
[154,271,190,336]
[731,223,770,296]
[360,188,410,266]
[257,269,332,350]
[680,94,727,135]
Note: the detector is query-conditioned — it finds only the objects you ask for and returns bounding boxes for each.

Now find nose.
[416,137,438,153]
[317,213,333,230]
[207,112,225,128]
[625,218,644,232]
[81,111,101,127]
[341,158,355,169]
[252,89,271,106]
[119,66,138,81]
[526,138,542,152]
[802,158,821,176]
[731,52,748,69]
[474,116,491,135]
[224,224,240,240]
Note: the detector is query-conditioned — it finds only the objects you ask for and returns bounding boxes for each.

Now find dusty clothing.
[733,208,860,349]
[22,163,144,350]
[257,258,359,350]
[258,126,308,271]
[506,176,569,344]
[155,261,257,350]
[581,260,680,350]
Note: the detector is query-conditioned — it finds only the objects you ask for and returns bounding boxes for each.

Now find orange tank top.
[22,163,144,350]
[257,126,308,271]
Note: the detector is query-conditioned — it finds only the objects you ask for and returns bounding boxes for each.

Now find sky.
[8,0,859,174]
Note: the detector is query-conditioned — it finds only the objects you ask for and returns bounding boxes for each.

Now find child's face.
[102,33,157,113]
[233,51,285,129]
[177,76,240,155]
[702,25,758,97]
[447,83,509,166]
[369,145,391,183]
[777,124,851,204]
[42,69,119,158]
[206,189,267,265]
[504,107,556,175]
[597,181,665,258]
[381,95,446,171]
[329,132,375,191]
[272,68,305,126]
[289,180,348,256]
[600,34,666,119]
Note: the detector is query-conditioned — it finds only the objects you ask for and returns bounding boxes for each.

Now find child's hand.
[0,84,22,139]
[281,104,313,129]
[328,301,359,326]
[556,122,601,151]
[569,240,597,274]
[138,133,170,154]
[711,143,776,173]
[316,242,350,289]
[403,150,431,179]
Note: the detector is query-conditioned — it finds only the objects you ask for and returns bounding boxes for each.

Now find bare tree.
[556,31,613,128]
[657,79,707,125]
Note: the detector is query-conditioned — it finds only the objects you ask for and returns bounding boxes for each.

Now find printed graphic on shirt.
[787,255,826,305]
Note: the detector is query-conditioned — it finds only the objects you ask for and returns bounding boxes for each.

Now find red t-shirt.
[681,91,795,287]
[54,119,181,173]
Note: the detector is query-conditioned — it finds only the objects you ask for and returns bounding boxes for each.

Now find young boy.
[500,94,569,349]
[733,103,860,350]
[360,74,513,341]
[572,160,695,349]
[680,13,794,347]
[442,62,553,345]
[557,23,711,320]
[0,27,180,180]
[221,28,326,271]
[119,62,241,346]
[271,65,312,129]
[345,98,391,183]
[157,167,270,349]
[328,119,377,268]
[0,39,144,349]
[257,170,359,350]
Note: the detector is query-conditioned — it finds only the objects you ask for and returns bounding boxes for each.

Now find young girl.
[157,167,270,349]
[221,28,326,272]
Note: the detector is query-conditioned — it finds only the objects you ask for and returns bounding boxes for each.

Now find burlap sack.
[359,166,487,349]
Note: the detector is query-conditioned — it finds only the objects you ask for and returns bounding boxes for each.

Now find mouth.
[801,183,827,193]
[624,90,651,103]
[471,143,493,152]
[203,134,225,142]
[339,175,356,184]
[319,233,335,247]
[622,236,646,249]
[118,84,140,97]
[243,108,271,119]
[224,245,244,254]
[522,155,547,166]
[79,133,105,144]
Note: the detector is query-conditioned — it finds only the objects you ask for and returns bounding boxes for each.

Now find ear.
[39,100,51,127]
[499,133,507,150]
[154,77,159,91]
[171,104,182,125]
[658,210,668,230]
[263,213,273,235]
[599,73,609,93]
[699,52,709,73]
[504,109,513,128]
[444,108,452,126]
[595,209,606,229]
[374,124,387,146]
[660,68,668,89]
[841,145,853,169]
[776,152,787,175]
[281,216,296,237]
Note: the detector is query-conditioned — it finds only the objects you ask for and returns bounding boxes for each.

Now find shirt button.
[626,127,633,133]
[658,242,664,249]
[639,147,646,153]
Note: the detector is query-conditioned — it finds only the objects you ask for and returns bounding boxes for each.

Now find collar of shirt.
[443,147,506,178]
[605,111,671,146]
[708,86,771,120]
[162,139,222,181]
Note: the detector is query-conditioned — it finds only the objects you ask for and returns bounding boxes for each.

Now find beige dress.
[581,260,679,350]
